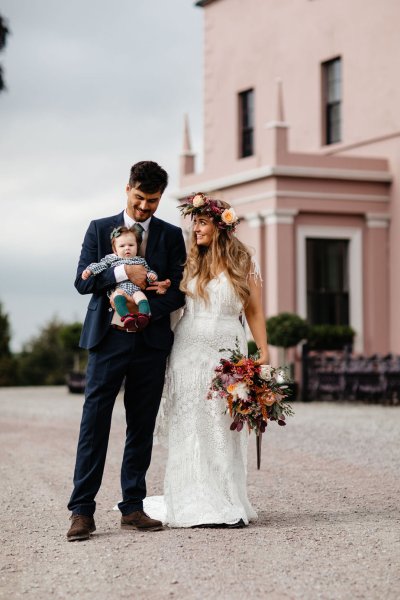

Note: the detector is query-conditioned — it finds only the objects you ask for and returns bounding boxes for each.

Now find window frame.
[238,88,255,158]
[321,57,342,145]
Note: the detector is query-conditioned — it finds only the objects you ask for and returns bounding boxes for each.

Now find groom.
[67,161,186,541]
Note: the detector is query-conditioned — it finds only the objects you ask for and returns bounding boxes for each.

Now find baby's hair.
[110,226,141,251]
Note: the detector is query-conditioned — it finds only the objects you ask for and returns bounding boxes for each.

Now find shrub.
[307,324,355,350]
[267,312,309,349]
[247,340,258,356]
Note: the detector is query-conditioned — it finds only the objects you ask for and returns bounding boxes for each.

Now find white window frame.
[296,225,363,352]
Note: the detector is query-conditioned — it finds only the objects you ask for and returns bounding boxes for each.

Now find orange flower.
[221,208,238,225]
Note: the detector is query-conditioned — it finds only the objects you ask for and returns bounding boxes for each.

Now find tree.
[0,14,10,92]
[0,302,17,386]
[60,322,87,372]
[16,318,86,385]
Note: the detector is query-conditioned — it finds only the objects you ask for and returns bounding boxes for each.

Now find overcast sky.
[0,0,203,351]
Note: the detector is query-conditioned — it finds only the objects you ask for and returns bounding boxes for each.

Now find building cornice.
[243,213,264,228]
[231,190,390,207]
[261,208,299,225]
[177,164,392,198]
[365,213,391,228]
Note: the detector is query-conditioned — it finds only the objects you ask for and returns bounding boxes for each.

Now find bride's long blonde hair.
[180,201,252,307]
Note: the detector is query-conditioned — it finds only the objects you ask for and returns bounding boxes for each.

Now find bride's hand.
[254,348,269,365]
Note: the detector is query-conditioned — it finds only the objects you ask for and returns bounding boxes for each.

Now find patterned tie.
[132,222,145,245]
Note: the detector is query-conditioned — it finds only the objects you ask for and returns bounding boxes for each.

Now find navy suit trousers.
[67,327,168,516]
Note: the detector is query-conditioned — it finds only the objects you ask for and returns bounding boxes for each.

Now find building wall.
[200,0,400,166]
[182,0,399,353]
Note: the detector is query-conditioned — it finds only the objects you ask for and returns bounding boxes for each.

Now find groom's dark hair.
[129,161,168,194]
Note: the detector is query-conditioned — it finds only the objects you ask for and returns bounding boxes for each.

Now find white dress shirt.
[114,211,152,283]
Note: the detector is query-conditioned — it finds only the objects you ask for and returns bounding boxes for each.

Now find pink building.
[177,0,400,356]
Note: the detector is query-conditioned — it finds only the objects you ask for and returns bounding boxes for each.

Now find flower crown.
[178,193,240,233]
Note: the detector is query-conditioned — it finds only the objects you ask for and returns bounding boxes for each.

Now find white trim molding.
[176,165,391,197]
[296,225,364,353]
[244,213,264,228]
[365,213,391,228]
[261,208,298,225]
[264,121,289,130]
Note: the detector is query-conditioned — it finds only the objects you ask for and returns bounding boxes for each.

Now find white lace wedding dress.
[145,272,257,527]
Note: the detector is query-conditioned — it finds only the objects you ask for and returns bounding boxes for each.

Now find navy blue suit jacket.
[75,211,186,350]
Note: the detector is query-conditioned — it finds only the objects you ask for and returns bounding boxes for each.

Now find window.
[238,89,254,157]
[322,57,342,145]
[306,238,349,325]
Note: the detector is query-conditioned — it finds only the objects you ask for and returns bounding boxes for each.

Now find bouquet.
[207,341,294,436]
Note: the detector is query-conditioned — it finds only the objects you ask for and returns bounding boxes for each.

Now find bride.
[147,193,269,528]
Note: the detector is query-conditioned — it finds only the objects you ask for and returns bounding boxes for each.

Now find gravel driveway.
[0,386,399,600]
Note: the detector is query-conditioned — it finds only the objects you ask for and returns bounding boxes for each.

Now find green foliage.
[16,318,86,386]
[0,14,10,92]
[59,322,83,352]
[0,354,18,386]
[0,302,17,386]
[247,340,258,356]
[0,15,9,51]
[266,312,309,349]
[0,301,86,386]
[0,302,11,357]
[307,324,355,350]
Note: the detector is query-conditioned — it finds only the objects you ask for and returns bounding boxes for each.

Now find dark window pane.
[239,89,254,157]
[306,238,349,326]
[327,102,341,144]
[323,57,342,144]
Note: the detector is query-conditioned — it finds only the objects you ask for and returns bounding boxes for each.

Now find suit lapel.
[145,216,162,262]
[102,211,125,256]
[115,211,125,227]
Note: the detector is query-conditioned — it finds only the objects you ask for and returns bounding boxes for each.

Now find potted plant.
[265,312,310,400]
[267,312,309,364]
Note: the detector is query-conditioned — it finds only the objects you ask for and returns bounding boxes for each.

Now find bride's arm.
[244,275,269,365]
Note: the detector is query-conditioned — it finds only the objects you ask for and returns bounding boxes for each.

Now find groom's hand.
[124,265,147,289]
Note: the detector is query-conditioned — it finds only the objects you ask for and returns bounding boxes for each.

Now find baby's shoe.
[134,313,150,332]
[121,314,136,331]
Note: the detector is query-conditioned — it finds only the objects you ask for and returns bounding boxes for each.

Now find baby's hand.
[82,269,92,280]
[147,279,171,295]
[148,272,157,282]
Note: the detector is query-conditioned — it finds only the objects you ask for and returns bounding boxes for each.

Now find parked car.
[66,371,86,394]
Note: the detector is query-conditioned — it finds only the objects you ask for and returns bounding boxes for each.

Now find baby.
[82,225,157,332]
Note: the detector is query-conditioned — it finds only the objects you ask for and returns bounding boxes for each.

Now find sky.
[0,0,203,351]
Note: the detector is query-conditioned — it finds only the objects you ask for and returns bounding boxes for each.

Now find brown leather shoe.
[67,514,96,541]
[121,510,164,532]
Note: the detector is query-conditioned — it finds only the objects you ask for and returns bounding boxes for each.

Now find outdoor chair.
[314,371,344,399]
[385,371,400,402]
[355,371,385,401]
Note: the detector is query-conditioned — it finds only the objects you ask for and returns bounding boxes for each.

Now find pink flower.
[220,373,236,386]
